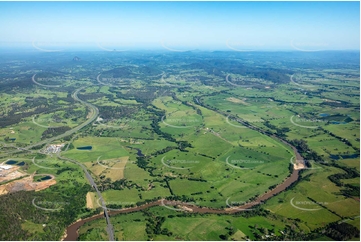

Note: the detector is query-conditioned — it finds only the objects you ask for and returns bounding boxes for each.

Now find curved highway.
[1,86,99,155]
[1,83,114,240]
[5,76,305,241]
[63,83,306,240]
[225,74,253,88]
[290,74,313,88]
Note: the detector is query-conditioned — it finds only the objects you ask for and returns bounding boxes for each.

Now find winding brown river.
[63,96,304,241]
[63,157,302,240]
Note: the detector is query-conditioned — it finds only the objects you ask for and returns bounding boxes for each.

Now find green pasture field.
[139,95,294,208]
[22,155,89,184]
[319,90,358,105]
[337,158,360,172]
[152,96,172,111]
[113,98,139,105]
[185,131,234,157]
[0,122,47,145]
[1,93,27,106]
[193,101,294,162]
[270,111,358,162]
[101,188,140,206]
[110,212,148,241]
[82,139,174,183]
[21,220,45,239]
[324,122,360,148]
[149,141,290,209]
[31,106,87,128]
[123,161,154,187]
[160,124,203,139]
[154,97,203,133]
[91,96,121,107]
[162,216,231,241]
[94,119,156,140]
[62,136,129,162]
[164,75,197,87]
[1,103,87,146]
[264,166,360,230]
[340,177,360,186]
[78,218,108,241]
[201,93,295,130]
[78,206,299,241]
[119,139,174,157]
[213,87,360,167]
[101,182,171,205]
[91,100,156,139]
[227,85,317,104]
[97,85,112,94]
[164,213,292,240]
[306,134,355,158]
[1,53,359,242]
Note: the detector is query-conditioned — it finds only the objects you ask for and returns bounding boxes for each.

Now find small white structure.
[0,165,12,171]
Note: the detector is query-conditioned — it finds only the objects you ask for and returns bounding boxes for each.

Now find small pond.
[5,160,17,165]
[330,153,359,160]
[77,146,92,150]
[40,175,52,181]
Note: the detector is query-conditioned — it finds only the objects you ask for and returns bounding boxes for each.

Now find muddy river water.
[64,151,301,240]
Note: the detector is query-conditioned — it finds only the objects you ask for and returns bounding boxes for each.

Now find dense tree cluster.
[263,120,290,137]
[41,126,71,139]
[97,105,138,120]
[328,163,360,197]
[288,139,323,163]
[144,212,171,239]
[321,127,359,151]
[0,182,91,240]
[324,222,360,241]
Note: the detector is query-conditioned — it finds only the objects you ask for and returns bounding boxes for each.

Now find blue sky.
[0,1,359,51]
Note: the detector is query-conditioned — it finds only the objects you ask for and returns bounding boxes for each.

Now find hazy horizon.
[0,1,360,52]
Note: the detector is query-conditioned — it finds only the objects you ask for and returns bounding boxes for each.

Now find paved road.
[1,83,115,240]
[57,154,115,241]
[64,92,308,240]
[0,86,99,157]
[290,74,312,88]
[225,74,253,88]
